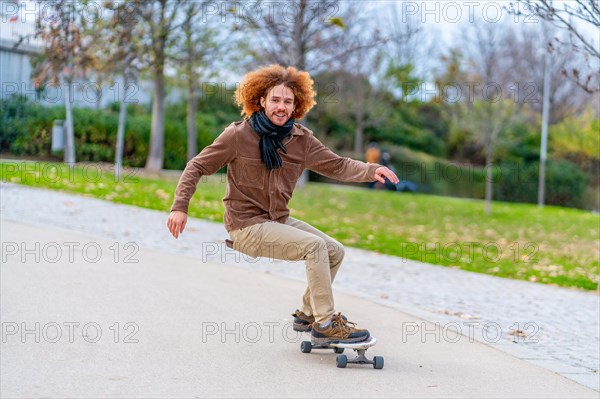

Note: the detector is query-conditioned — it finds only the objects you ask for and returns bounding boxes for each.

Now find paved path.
[1,182,599,393]
[2,219,599,398]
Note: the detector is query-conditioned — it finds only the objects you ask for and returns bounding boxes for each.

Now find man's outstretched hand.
[374,166,399,185]
[167,210,187,239]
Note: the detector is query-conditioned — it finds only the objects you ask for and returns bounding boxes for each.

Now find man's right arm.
[170,124,237,214]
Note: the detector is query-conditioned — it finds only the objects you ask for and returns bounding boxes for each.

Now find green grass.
[2,160,599,291]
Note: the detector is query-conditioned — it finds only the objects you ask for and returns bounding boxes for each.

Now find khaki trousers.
[229,217,344,324]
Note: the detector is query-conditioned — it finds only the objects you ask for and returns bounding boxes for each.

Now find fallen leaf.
[508,329,528,337]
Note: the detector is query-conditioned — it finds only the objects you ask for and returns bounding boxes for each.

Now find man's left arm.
[305,135,399,184]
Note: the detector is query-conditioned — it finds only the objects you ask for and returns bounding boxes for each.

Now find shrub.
[495,160,590,208]
[0,95,226,168]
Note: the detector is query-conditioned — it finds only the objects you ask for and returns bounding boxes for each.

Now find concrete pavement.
[2,181,598,391]
[1,220,598,398]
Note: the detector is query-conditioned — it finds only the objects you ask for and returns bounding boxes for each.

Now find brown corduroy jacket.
[170,120,380,232]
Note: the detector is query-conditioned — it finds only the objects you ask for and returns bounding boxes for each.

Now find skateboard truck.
[300,336,384,369]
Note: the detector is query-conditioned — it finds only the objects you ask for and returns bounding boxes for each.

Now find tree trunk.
[291,0,306,69]
[95,84,102,110]
[115,75,128,181]
[290,0,310,186]
[63,76,76,166]
[484,140,494,215]
[354,112,365,157]
[296,143,309,186]
[146,70,165,172]
[187,84,197,161]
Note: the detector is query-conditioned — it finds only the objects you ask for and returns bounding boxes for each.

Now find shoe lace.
[330,312,357,337]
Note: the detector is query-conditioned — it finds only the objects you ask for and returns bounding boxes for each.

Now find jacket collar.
[291,123,305,136]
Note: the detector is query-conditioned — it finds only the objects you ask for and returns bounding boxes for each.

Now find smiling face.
[259,84,295,126]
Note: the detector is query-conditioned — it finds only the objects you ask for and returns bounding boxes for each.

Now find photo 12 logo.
[1,81,140,105]
[1,161,139,184]
[201,321,302,344]
[2,241,140,264]
[2,321,140,344]
[198,1,340,24]
[400,1,539,24]
[401,321,540,344]
[399,241,540,264]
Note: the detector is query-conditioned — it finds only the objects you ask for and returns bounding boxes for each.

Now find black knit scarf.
[249,109,295,170]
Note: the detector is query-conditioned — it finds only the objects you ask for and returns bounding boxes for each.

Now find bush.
[551,109,600,173]
[372,110,447,157]
[495,160,590,208]
[0,95,63,157]
[0,95,228,169]
[0,95,29,151]
[545,160,591,208]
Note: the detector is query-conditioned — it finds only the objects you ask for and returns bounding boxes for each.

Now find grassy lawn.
[2,160,599,291]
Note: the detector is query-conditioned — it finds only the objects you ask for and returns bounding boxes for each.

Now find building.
[0,0,151,108]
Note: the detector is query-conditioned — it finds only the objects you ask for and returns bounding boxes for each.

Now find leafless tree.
[322,4,398,157]
[509,0,600,93]
[381,2,437,81]
[460,18,522,215]
[32,0,96,165]
[122,0,182,172]
[172,1,222,162]
[232,0,380,72]
[94,1,144,180]
[232,0,387,184]
[497,24,595,123]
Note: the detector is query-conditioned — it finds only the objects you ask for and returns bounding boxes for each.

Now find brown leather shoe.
[310,312,370,344]
[292,309,315,332]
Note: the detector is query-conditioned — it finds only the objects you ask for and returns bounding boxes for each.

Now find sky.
[369,1,597,45]
[2,0,597,84]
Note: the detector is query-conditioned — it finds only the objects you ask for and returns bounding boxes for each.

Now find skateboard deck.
[330,336,377,349]
[299,335,384,369]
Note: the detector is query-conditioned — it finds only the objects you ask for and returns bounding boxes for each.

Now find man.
[167,65,398,345]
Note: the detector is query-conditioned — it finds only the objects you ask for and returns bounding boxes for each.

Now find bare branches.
[232,0,384,73]
[33,0,96,86]
[510,0,600,92]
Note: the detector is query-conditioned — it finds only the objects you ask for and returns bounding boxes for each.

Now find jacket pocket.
[232,157,266,189]
[281,161,303,183]
[278,161,303,200]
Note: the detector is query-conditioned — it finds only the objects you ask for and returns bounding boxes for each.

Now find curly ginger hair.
[234,64,317,120]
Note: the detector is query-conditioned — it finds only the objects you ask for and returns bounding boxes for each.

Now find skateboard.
[299,336,384,369]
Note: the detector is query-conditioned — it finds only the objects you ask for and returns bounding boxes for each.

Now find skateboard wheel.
[336,354,348,368]
[300,341,312,353]
[333,347,344,354]
[373,356,384,369]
